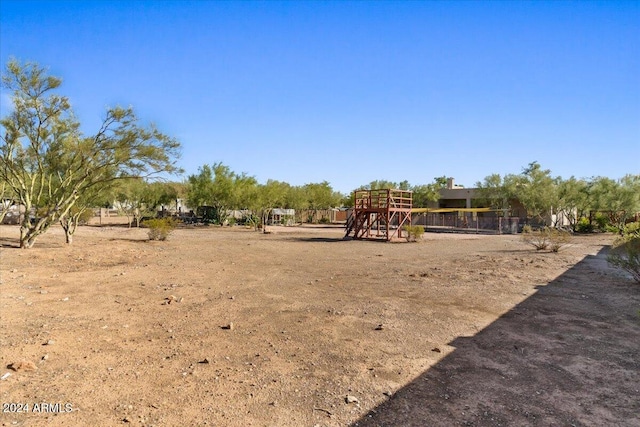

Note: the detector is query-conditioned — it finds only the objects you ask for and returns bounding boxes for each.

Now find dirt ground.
[0,224,638,427]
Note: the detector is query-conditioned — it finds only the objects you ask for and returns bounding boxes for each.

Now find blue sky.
[1,0,638,193]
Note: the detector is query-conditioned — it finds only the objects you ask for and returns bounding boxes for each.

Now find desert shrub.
[522,224,533,234]
[522,227,571,252]
[624,222,640,237]
[522,227,549,250]
[607,223,640,283]
[319,217,330,224]
[594,213,609,232]
[226,217,236,226]
[404,225,425,242]
[145,218,177,241]
[549,229,572,252]
[576,217,594,233]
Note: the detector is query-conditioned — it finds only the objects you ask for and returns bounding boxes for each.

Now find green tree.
[590,175,640,232]
[186,164,215,210]
[59,184,112,243]
[251,180,289,232]
[186,162,248,223]
[432,176,449,188]
[230,173,258,211]
[411,177,449,208]
[283,185,307,223]
[114,178,156,227]
[208,162,236,223]
[0,59,181,248]
[303,181,339,222]
[510,162,558,224]
[303,181,338,210]
[476,174,505,209]
[365,180,403,190]
[555,177,590,230]
[340,191,355,208]
[148,181,183,213]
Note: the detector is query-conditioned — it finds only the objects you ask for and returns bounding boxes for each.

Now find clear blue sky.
[1,0,638,193]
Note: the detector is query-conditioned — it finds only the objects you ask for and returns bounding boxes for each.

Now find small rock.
[375,324,384,331]
[198,358,211,364]
[61,297,69,301]
[345,395,359,404]
[431,347,441,353]
[40,290,48,294]
[8,361,38,372]
[1,372,12,380]
[41,354,49,361]
[163,295,181,305]
[221,323,234,330]
[44,339,55,346]
[383,391,392,397]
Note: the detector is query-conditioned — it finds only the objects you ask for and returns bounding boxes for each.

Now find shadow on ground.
[285,236,349,243]
[352,247,640,427]
[0,238,64,249]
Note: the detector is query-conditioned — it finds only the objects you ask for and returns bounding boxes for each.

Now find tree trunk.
[262,211,267,233]
[19,225,39,248]
[60,211,82,244]
[0,201,11,225]
[19,212,54,248]
[61,220,73,244]
[19,223,30,248]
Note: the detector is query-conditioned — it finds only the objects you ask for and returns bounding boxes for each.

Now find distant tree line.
[475,161,640,232]
[2,60,638,248]
[184,162,343,228]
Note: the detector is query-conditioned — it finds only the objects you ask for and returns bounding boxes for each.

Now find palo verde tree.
[303,181,340,222]
[555,176,590,230]
[589,174,640,233]
[411,176,450,208]
[59,183,112,244]
[114,178,182,228]
[0,59,181,248]
[251,180,289,232]
[186,163,259,224]
[114,178,151,228]
[476,163,558,224]
[514,161,559,224]
[475,173,518,212]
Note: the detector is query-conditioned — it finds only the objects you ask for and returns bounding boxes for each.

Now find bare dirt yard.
[0,224,638,427]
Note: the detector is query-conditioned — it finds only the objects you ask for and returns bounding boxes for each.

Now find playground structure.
[345,189,413,241]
